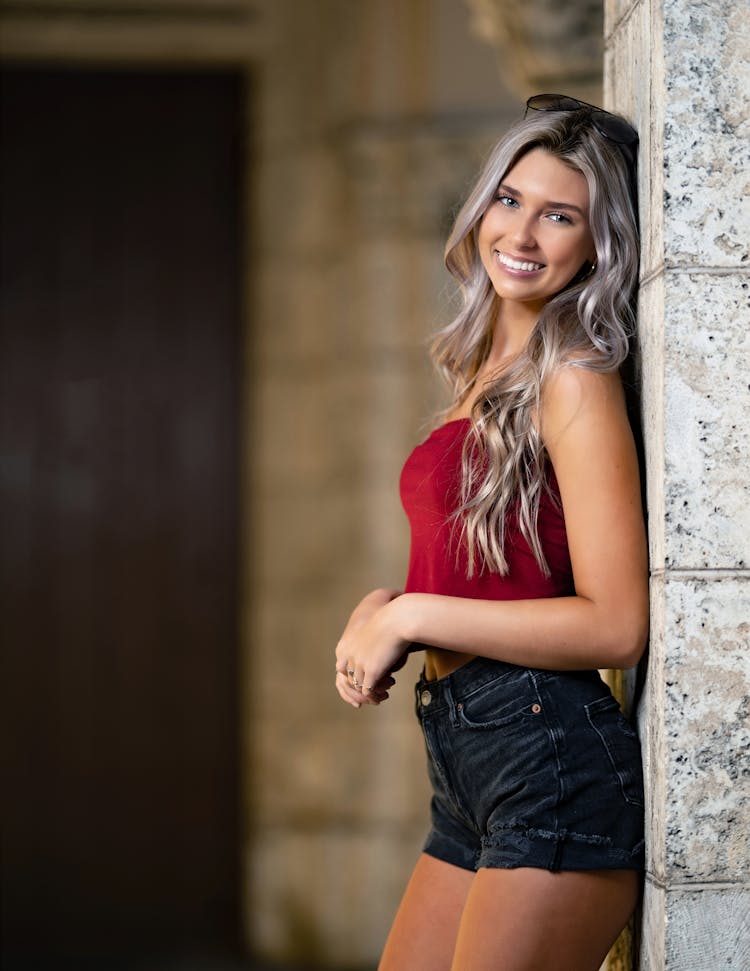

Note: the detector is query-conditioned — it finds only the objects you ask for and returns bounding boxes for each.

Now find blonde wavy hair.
[432,108,639,577]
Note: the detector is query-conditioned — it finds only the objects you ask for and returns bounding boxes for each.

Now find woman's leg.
[450,867,639,971]
[378,853,475,971]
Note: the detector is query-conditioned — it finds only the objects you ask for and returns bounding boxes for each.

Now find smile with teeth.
[497,252,545,272]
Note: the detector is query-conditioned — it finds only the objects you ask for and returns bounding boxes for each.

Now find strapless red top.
[399,418,574,600]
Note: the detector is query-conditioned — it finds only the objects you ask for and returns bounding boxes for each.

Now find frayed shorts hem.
[423,826,645,873]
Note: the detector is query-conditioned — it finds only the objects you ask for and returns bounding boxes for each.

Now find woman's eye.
[548,212,573,224]
[496,194,517,207]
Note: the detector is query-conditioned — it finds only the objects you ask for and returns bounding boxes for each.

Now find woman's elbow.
[601,607,649,670]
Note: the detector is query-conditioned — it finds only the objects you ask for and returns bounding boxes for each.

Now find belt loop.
[445,682,459,728]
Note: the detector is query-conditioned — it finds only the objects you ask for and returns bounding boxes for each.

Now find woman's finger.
[336,670,378,707]
[351,665,367,693]
[335,671,363,708]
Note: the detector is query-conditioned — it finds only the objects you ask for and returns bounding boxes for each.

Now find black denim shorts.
[415,657,645,872]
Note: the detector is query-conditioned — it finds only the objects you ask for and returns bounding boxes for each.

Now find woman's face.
[477,147,596,312]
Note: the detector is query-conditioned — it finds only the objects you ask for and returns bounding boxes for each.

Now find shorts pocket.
[456,669,537,730]
[585,694,644,807]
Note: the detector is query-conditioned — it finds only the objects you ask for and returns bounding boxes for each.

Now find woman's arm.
[337,366,649,699]
[334,587,402,708]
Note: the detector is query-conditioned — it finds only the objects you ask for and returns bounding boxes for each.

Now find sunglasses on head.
[525,93,638,164]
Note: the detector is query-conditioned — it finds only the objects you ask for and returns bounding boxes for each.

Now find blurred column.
[605,0,750,967]
[244,0,517,965]
[466,0,605,102]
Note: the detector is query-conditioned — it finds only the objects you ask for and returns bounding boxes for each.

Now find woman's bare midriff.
[423,647,477,682]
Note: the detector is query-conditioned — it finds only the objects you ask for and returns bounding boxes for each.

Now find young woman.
[335,95,647,971]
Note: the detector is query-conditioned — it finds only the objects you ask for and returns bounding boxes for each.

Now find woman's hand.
[334,588,410,709]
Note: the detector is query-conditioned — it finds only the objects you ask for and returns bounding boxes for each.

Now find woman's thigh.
[378,853,475,971]
[451,867,640,971]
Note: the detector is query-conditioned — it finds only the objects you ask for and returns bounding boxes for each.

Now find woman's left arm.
[341,367,649,697]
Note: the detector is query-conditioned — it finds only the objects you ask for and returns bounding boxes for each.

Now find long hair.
[432,109,639,577]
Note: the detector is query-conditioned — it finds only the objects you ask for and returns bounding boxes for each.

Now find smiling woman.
[334,98,645,971]
[478,148,596,314]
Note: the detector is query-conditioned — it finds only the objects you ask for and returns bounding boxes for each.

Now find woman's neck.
[484,299,541,369]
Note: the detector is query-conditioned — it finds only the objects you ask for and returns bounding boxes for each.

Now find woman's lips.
[496,251,545,272]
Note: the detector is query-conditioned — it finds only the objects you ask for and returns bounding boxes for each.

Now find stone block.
[249,655,430,827]
[662,0,750,267]
[255,145,345,257]
[604,0,642,40]
[247,826,425,967]
[661,574,750,882]
[640,880,750,970]
[253,257,354,367]
[252,370,370,492]
[349,239,444,351]
[642,0,668,277]
[254,3,349,144]
[252,485,365,587]
[664,885,750,969]
[638,572,668,884]
[604,0,665,279]
[341,125,498,241]
[639,878,666,971]
[249,591,352,677]
[663,271,750,569]
[637,273,666,571]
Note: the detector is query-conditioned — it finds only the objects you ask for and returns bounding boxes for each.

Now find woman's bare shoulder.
[540,360,625,445]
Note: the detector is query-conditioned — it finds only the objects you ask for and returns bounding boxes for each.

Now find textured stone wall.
[604,0,750,966]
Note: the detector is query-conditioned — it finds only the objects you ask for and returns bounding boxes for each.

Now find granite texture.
[608,1,750,969]
[662,0,750,267]
[663,271,750,569]
[662,575,750,881]
[641,882,750,971]
[637,275,666,571]
[638,573,668,884]
[664,886,750,969]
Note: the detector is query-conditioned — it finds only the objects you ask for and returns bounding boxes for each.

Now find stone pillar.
[605,0,750,966]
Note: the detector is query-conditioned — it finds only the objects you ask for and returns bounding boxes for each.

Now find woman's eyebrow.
[498,182,585,216]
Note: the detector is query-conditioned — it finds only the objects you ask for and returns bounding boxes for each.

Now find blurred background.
[0,1,604,968]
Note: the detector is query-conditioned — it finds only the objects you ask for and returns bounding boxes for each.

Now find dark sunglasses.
[525,93,638,165]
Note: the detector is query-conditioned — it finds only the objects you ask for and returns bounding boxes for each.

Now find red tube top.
[399,418,574,600]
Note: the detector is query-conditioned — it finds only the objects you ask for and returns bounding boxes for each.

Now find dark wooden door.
[1,68,243,967]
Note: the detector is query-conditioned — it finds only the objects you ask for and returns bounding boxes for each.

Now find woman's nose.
[509,216,537,249]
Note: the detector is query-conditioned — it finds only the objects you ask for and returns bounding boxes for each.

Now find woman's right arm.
[335,587,403,708]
